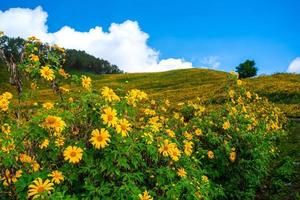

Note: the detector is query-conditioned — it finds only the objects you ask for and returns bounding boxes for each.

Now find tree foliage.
[64,49,123,74]
[235,60,258,78]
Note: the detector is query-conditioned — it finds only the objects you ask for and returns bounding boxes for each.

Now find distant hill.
[1,68,299,117]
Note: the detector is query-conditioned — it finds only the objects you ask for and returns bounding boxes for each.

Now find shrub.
[236,60,258,79]
[0,37,287,199]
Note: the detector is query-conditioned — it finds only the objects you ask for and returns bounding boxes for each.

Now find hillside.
[1,67,300,117]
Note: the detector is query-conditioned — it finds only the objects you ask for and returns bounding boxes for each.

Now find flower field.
[0,37,293,199]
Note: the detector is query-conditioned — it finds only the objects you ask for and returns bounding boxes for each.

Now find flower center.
[37,186,45,193]
[97,135,103,142]
[107,114,113,121]
[121,124,127,131]
[70,151,77,157]
[163,146,169,152]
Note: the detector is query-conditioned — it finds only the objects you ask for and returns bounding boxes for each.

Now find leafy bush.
[236,60,258,79]
[0,36,287,199]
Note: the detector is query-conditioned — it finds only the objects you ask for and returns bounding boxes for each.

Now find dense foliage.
[236,60,258,79]
[0,34,122,82]
[0,36,288,199]
[64,49,122,74]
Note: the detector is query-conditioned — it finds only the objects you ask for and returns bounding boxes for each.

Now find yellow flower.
[158,139,175,157]
[101,86,120,102]
[1,142,15,153]
[19,153,33,163]
[126,89,148,106]
[138,190,153,200]
[0,97,9,112]
[81,75,92,90]
[39,139,49,149]
[2,92,13,100]
[28,178,54,199]
[1,123,11,134]
[89,128,111,149]
[116,119,132,137]
[48,170,64,184]
[59,86,70,93]
[32,161,40,172]
[177,167,187,177]
[55,136,65,147]
[202,175,209,183]
[223,121,230,130]
[1,169,22,186]
[237,79,242,86]
[68,97,74,103]
[170,147,181,161]
[63,146,83,164]
[207,150,214,159]
[101,107,118,127]
[195,128,203,136]
[31,82,37,90]
[40,66,55,81]
[143,132,154,144]
[42,102,54,110]
[29,54,39,62]
[229,90,235,98]
[43,115,66,134]
[246,91,252,99]
[183,131,193,140]
[166,129,175,138]
[229,151,236,162]
[184,140,193,156]
[58,68,69,79]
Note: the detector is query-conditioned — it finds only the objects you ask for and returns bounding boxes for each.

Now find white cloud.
[0,6,193,72]
[199,56,220,69]
[287,57,300,73]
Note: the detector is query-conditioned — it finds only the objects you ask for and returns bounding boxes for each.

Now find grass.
[2,67,299,117]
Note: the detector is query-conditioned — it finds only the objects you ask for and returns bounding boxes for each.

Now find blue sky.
[1,0,300,73]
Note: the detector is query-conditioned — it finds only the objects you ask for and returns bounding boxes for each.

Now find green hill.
[1,67,300,117]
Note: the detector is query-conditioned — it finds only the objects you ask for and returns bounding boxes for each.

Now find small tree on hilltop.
[235,59,258,78]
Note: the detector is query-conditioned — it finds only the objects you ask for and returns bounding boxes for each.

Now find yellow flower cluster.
[138,190,153,200]
[42,102,54,110]
[29,54,39,62]
[126,89,148,107]
[19,153,40,172]
[158,139,181,161]
[184,140,193,156]
[42,115,66,135]
[101,86,120,102]
[1,169,22,187]
[0,92,12,112]
[58,68,70,79]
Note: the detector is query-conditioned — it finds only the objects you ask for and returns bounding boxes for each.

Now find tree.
[235,60,258,78]
[64,49,123,74]
[0,34,25,96]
